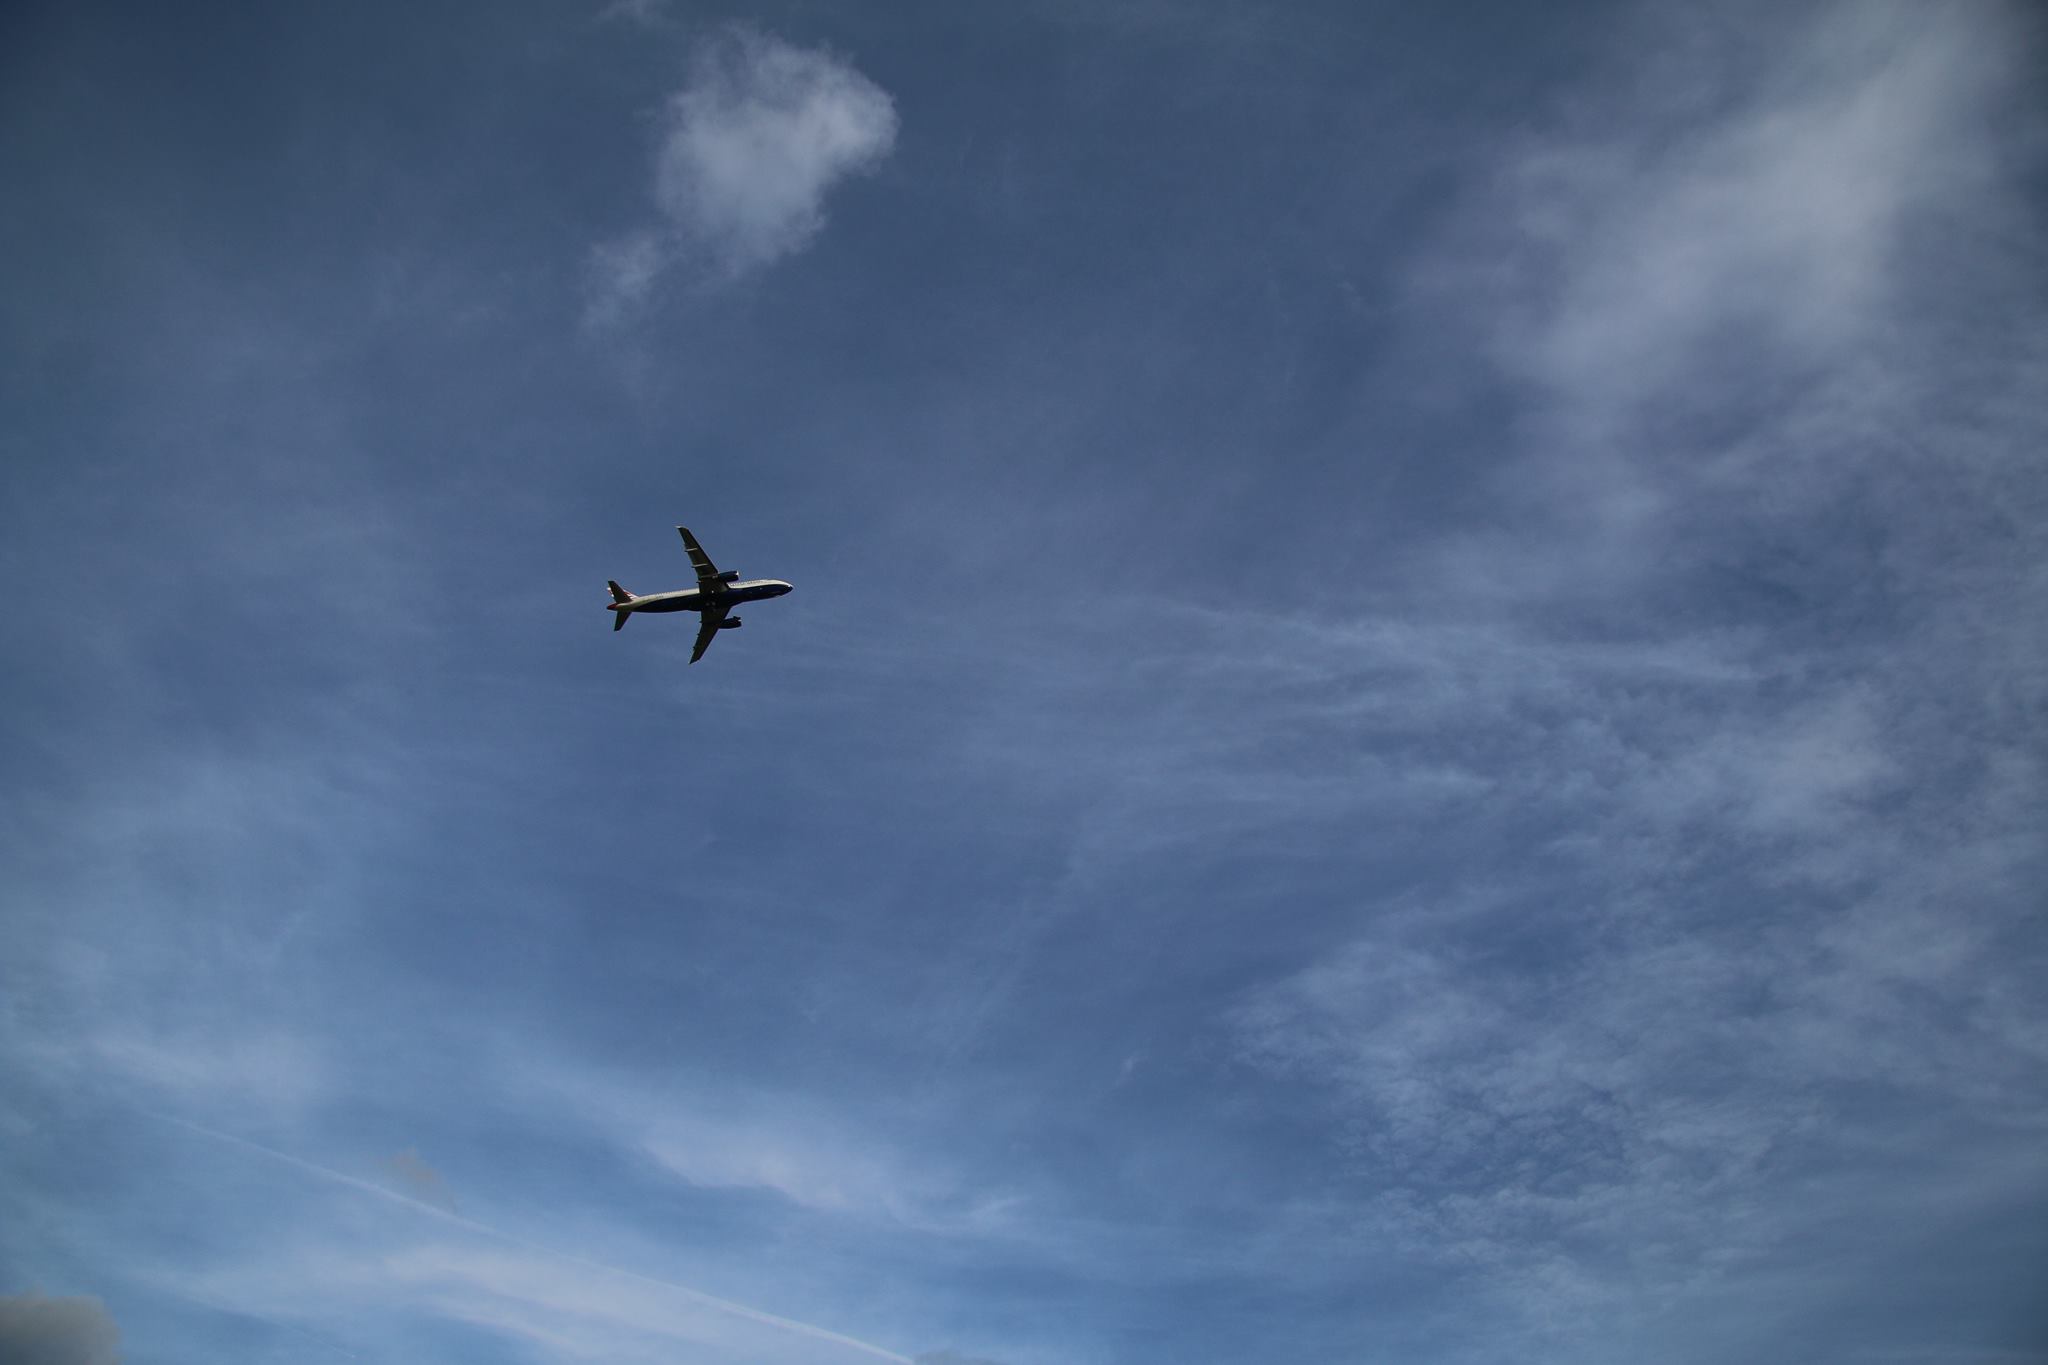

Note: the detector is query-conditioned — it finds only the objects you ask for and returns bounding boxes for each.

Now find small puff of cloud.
[0,1294,122,1365]
[588,27,897,320]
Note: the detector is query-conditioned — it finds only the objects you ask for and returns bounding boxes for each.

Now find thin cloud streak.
[145,1112,915,1364]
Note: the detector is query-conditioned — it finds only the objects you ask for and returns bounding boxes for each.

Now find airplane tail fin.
[608,580,634,631]
[612,608,629,632]
[608,580,634,604]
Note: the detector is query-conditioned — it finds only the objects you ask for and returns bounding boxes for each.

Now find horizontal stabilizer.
[612,608,629,632]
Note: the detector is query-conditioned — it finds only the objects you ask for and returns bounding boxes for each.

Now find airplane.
[606,526,793,664]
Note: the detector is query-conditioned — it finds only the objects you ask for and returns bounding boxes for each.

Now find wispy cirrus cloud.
[131,1114,917,1365]
[1410,0,2044,601]
[1478,3,2018,417]
[370,1243,912,1365]
[1208,2,2048,1357]
[587,27,897,321]
[488,1047,1024,1238]
[150,1235,913,1365]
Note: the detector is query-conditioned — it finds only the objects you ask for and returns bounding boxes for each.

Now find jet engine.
[720,617,743,629]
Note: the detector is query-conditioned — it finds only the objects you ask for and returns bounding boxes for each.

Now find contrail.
[146,1111,913,1364]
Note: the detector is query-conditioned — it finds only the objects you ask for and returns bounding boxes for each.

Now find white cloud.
[1485,4,2013,431]
[1404,0,2041,606]
[656,29,899,271]
[588,28,897,318]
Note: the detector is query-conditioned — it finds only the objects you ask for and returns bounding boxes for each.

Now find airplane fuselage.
[609,526,790,661]
[610,579,793,616]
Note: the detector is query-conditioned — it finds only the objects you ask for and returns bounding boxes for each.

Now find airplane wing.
[677,526,721,590]
[689,606,727,665]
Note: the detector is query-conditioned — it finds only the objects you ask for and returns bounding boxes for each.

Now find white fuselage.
[610,579,793,617]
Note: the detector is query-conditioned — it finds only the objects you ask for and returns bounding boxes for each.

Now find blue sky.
[3,2,2046,1362]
